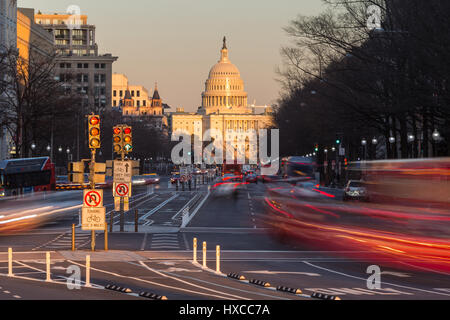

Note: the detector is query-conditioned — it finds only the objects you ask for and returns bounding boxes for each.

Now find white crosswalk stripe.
[150,234,180,249]
[33,232,92,250]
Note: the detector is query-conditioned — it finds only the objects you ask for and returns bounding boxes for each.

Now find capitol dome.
[201,37,249,114]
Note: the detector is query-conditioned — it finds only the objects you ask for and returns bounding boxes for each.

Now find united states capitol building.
[170,37,275,162]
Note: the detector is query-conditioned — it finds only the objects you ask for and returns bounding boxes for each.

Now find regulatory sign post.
[114,183,132,198]
[113,160,133,183]
[83,189,103,208]
[82,207,106,231]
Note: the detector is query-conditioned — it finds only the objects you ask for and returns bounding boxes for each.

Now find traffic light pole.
[90,148,96,251]
[120,147,125,232]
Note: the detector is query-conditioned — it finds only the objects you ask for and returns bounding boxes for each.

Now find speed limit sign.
[114,183,132,197]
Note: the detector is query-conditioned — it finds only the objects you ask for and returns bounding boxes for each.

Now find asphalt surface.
[0,176,449,300]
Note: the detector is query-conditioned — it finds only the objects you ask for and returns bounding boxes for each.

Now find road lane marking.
[242,270,320,277]
[140,194,179,225]
[66,259,235,300]
[303,261,450,297]
[137,261,249,300]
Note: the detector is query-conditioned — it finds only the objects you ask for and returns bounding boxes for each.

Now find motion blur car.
[132,175,149,186]
[171,172,180,184]
[211,174,244,198]
[343,180,368,201]
[245,173,258,184]
[144,173,160,184]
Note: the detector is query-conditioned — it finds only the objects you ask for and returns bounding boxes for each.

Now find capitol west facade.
[170,37,275,163]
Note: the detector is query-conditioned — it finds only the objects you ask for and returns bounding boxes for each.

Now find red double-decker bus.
[0,157,56,197]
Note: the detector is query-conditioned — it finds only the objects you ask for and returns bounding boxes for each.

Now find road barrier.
[227,272,246,280]
[249,279,271,287]
[139,291,168,300]
[277,286,302,295]
[105,284,132,293]
[311,292,341,300]
[193,238,197,263]
[216,245,221,273]
[85,255,91,287]
[202,241,207,268]
[8,248,13,277]
[45,252,51,282]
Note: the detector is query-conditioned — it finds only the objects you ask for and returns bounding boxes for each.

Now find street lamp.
[58,146,63,153]
[361,139,367,146]
[408,134,415,143]
[66,148,70,154]
[31,143,36,150]
[46,145,51,152]
[432,129,441,141]
[389,137,396,144]
[372,138,378,145]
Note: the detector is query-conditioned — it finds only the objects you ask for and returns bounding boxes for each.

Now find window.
[137,91,140,97]
[101,63,106,69]
[60,63,65,68]
[113,90,117,97]
[119,90,123,97]
[137,101,140,107]
[95,63,99,69]
[131,91,134,97]
[77,63,82,69]
[143,100,146,106]
[66,63,71,68]
[84,63,88,68]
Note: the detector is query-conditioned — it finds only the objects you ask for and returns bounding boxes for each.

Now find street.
[1,176,448,300]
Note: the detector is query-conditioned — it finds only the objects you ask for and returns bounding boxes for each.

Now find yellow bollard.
[8,248,13,277]
[104,222,108,252]
[46,252,51,282]
[85,255,91,287]
[71,224,75,251]
[193,238,197,263]
[202,241,207,268]
[216,245,221,274]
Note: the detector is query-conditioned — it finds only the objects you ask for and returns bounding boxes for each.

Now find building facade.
[0,0,17,160]
[17,8,54,62]
[34,12,118,114]
[170,37,274,163]
[113,74,169,130]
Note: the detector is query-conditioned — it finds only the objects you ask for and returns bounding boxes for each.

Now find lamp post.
[407,134,415,158]
[388,136,395,159]
[361,139,367,160]
[432,129,440,157]
[371,138,378,160]
[31,143,36,157]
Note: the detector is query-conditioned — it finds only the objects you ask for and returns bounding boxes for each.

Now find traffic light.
[88,115,101,149]
[113,126,122,154]
[123,125,133,153]
[68,162,85,184]
[344,158,348,166]
[314,144,319,152]
[336,139,341,145]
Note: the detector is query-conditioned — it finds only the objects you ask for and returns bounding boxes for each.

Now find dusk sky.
[19,0,325,112]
